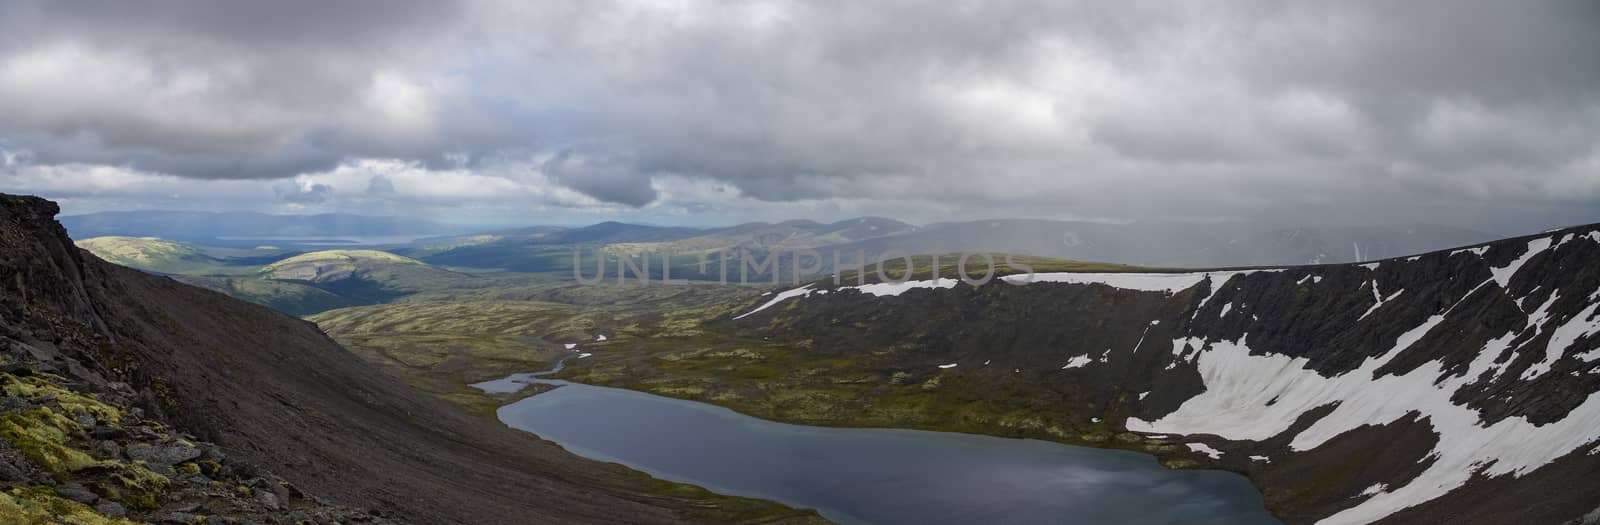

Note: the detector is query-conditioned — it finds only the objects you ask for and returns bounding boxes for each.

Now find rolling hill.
[259,249,484,304]
[73,236,287,276]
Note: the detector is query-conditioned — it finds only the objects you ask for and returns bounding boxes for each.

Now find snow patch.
[564,343,577,350]
[853,278,961,297]
[937,362,958,369]
[1490,237,1552,290]
[1359,287,1405,322]
[1127,309,1600,525]
[1061,355,1093,369]
[1186,443,1223,459]
[733,284,816,319]
[1524,299,1600,378]
[595,334,608,341]
[577,353,593,358]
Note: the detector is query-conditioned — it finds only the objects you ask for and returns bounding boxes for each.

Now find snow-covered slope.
[732,224,1600,524]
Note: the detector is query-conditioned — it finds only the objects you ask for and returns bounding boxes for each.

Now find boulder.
[127,442,202,465]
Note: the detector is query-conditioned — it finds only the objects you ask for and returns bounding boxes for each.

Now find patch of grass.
[0,486,142,525]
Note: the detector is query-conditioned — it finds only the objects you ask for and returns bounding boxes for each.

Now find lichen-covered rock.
[126,442,201,466]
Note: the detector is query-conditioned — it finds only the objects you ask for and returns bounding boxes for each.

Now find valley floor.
[309,285,1272,518]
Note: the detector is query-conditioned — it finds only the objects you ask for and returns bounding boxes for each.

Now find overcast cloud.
[0,0,1596,231]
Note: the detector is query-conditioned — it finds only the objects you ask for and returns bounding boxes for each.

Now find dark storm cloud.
[542,150,659,207]
[0,0,1596,230]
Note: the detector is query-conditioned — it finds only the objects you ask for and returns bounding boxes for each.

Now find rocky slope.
[727,223,1600,524]
[0,194,823,524]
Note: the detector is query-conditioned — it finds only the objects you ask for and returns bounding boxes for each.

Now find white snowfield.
[1128,232,1600,525]
[855,278,960,297]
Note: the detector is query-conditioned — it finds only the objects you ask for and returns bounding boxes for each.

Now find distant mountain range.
[60,210,459,246]
[413,218,1493,274]
[64,210,1497,270]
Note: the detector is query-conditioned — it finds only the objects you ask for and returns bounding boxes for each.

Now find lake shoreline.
[480,366,1280,525]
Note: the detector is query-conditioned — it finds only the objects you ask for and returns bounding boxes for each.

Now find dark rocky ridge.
[0,194,823,523]
[732,224,1600,524]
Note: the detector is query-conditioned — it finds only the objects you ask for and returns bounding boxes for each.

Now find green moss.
[0,486,141,525]
[2,374,123,423]
[104,461,171,510]
[0,407,98,473]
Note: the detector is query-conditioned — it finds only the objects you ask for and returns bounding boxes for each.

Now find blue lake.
[487,369,1278,525]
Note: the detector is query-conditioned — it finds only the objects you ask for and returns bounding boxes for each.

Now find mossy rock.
[0,486,141,525]
[0,407,99,473]
[2,374,123,424]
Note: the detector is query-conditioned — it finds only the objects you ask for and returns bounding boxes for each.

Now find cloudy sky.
[1,0,1596,232]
